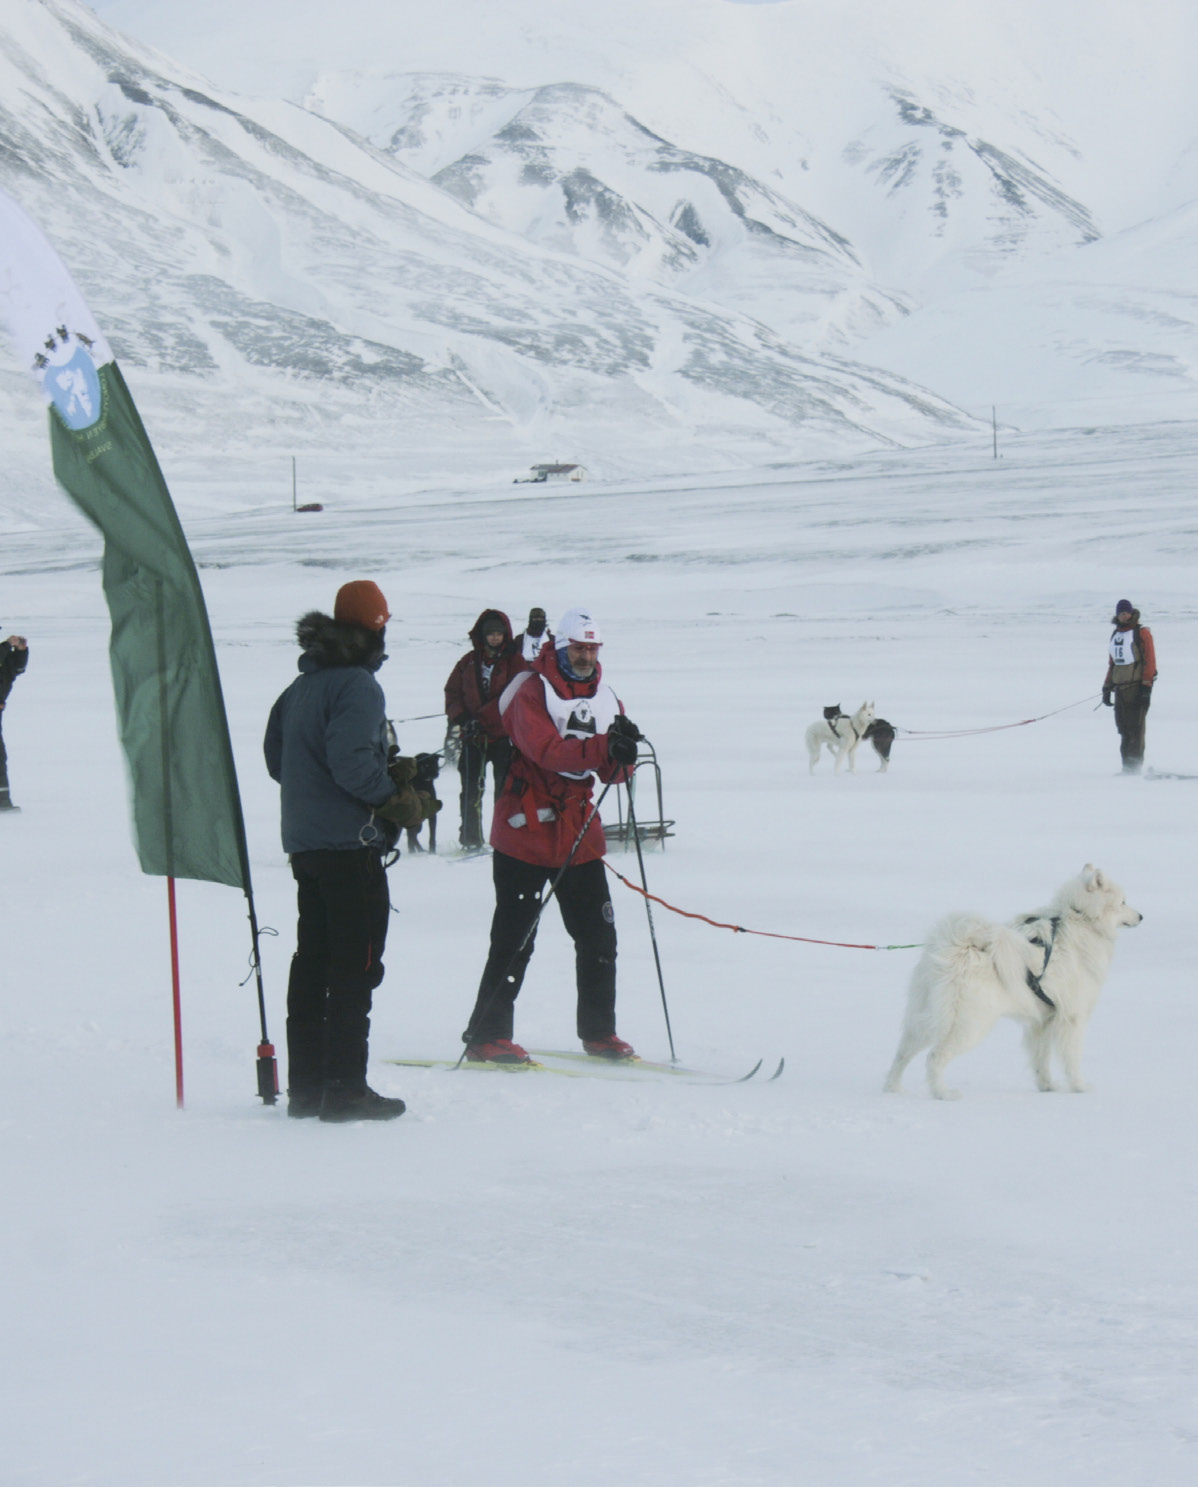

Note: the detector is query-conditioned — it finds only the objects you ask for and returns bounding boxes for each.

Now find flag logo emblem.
[42,334,102,431]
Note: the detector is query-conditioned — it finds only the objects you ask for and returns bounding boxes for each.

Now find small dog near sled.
[884,865,1141,1099]
[806,702,876,774]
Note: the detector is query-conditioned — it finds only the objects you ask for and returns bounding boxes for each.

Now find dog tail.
[932,912,1000,958]
[900,912,999,1047]
[933,911,1049,994]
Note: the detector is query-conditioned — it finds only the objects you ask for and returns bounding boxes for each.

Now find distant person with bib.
[1102,599,1157,774]
[461,607,641,1065]
[514,606,553,663]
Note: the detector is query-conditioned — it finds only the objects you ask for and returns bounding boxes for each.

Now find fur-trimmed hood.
[1110,607,1141,628]
[295,611,386,671]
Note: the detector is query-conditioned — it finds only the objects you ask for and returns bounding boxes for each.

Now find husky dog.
[806,701,876,774]
[862,717,895,772]
[884,866,1141,1099]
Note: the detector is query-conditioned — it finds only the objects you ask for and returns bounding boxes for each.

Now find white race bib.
[1109,630,1136,666]
[541,677,620,778]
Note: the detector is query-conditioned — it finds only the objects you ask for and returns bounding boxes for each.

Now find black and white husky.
[805,701,875,774]
[884,866,1141,1099]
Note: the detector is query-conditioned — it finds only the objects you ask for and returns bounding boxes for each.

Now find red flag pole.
[167,876,184,1109]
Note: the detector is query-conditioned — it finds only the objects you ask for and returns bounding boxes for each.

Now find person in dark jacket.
[461,607,641,1065]
[514,606,553,663]
[444,609,523,849]
[264,581,437,1122]
[1102,599,1158,774]
[0,632,29,812]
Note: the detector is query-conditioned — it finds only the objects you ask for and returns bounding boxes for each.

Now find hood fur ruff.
[296,611,386,669]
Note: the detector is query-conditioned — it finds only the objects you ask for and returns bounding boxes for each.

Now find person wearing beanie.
[264,581,438,1122]
[333,579,390,631]
[1102,599,1157,774]
[443,609,523,850]
[514,606,554,663]
[460,606,642,1065]
[0,630,29,812]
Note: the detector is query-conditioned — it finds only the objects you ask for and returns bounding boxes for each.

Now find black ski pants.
[0,713,10,808]
[286,847,390,1095]
[1113,684,1150,769]
[458,737,512,848]
[464,851,618,1046]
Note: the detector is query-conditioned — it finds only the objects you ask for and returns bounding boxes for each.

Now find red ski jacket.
[489,647,630,867]
[444,610,524,741]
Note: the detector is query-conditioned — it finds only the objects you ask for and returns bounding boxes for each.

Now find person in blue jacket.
[264,581,436,1122]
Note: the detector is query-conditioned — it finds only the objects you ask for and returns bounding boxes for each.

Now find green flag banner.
[0,190,250,889]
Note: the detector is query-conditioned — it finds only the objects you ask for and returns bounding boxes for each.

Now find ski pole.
[624,767,676,1062]
[456,780,615,1066]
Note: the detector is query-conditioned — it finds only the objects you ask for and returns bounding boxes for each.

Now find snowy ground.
[2,421,1197,1484]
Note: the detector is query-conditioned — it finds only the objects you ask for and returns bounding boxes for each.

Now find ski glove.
[1101,688,1113,707]
[1140,683,1153,707]
[375,789,425,829]
[607,729,639,767]
[609,713,643,743]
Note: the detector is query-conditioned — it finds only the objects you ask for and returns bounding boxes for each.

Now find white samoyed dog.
[884,865,1141,1099]
[805,701,875,774]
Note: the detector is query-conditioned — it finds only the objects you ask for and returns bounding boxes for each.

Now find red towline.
[602,860,919,951]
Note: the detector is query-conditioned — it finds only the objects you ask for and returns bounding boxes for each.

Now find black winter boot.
[318,1080,406,1123]
[287,1089,323,1118]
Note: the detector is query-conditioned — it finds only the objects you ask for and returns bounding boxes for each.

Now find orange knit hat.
[334,580,390,631]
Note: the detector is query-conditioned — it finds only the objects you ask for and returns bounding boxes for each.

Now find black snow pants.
[458,736,513,848]
[0,713,11,809]
[286,847,390,1096]
[1113,684,1150,770]
[464,851,618,1046]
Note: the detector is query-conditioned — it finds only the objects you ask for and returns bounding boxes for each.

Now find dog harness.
[1023,916,1061,1009]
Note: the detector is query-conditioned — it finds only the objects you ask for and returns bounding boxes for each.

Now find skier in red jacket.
[461,607,641,1064]
[443,609,523,848]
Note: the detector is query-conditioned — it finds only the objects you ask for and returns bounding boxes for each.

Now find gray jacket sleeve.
[325,670,393,806]
[263,695,284,782]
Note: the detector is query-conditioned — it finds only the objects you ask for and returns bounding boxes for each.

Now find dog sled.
[603,738,674,849]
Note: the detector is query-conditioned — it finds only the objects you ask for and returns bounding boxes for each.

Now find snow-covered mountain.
[7,0,1198,499]
[96,0,1198,431]
[0,0,981,496]
[305,71,907,350]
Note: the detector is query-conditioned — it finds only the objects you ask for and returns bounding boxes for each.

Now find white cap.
[557,607,602,645]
